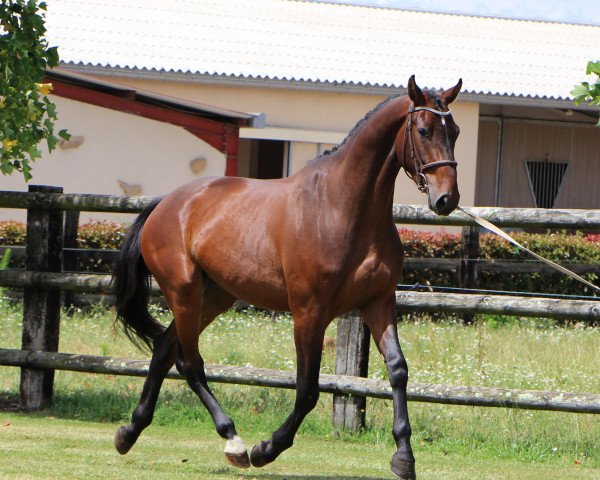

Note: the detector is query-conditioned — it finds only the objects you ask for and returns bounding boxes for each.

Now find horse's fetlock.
[271,432,294,452]
[132,408,153,429]
[393,423,413,443]
[216,416,236,439]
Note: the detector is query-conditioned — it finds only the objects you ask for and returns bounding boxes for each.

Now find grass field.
[1,297,600,479]
[2,415,599,480]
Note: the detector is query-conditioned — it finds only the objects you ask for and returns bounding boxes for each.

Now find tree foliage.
[0,0,68,180]
[571,60,600,126]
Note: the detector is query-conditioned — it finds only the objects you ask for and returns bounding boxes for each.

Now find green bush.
[75,221,128,273]
[399,228,461,287]
[399,228,462,258]
[76,221,128,250]
[399,228,600,296]
[476,231,600,296]
[0,221,26,245]
[0,220,128,272]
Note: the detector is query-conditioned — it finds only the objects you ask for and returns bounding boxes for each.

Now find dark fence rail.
[3,189,600,228]
[392,204,600,229]
[1,187,599,429]
[0,190,156,213]
[2,348,599,414]
[0,246,118,266]
[4,246,600,277]
[1,270,598,320]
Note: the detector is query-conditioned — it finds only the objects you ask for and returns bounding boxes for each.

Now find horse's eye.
[417,127,428,137]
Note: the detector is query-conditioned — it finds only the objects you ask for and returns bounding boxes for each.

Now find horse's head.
[397,75,462,216]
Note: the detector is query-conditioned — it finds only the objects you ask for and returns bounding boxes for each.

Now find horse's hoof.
[224,435,250,469]
[225,451,251,469]
[390,455,416,480]
[250,441,268,468]
[114,426,134,455]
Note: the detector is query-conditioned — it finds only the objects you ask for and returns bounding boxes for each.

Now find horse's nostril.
[435,194,449,212]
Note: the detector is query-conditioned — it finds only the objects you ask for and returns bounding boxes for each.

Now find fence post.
[459,225,480,324]
[62,210,80,313]
[332,310,370,431]
[20,185,63,409]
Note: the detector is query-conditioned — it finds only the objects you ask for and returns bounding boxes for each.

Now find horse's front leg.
[362,294,415,480]
[250,308,327,467]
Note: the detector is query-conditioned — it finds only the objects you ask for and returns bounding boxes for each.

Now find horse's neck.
[327,96,409,220]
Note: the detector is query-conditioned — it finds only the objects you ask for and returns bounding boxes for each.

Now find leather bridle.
[403,105,457,193]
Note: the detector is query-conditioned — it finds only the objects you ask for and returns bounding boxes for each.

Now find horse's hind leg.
[114,320,179,454]
[170,279,250,468]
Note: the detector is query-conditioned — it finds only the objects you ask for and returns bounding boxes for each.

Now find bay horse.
[112,75,462,479]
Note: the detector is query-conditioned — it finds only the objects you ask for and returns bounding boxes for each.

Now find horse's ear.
[407,75,425,106]
[440,78,463,105]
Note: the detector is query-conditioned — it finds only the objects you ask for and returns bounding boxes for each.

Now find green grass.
[1,415,598,480]
[1,298,600,478]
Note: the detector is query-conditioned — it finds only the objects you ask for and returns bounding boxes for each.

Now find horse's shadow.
[237,475,383,480]
[212,470,386,480]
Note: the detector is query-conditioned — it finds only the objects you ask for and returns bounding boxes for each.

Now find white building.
[1,0,599,222]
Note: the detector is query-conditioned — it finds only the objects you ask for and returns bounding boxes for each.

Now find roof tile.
[45,0,600,100]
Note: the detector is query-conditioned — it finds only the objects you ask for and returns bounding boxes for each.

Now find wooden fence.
[1,186,600,427]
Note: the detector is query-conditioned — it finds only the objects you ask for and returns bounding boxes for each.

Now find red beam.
[48,77,248,176]
[49,80,230,149]
[185,128,227,153]
[224,125,239,177]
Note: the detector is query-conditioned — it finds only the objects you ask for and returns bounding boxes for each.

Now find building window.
[525,159,568,209]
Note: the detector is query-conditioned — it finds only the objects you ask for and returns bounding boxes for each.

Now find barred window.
[525,159,568,209]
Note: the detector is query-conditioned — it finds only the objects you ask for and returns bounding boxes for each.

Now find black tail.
[112,197,165,352]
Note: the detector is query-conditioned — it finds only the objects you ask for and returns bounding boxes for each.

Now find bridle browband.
[403,105,458,193]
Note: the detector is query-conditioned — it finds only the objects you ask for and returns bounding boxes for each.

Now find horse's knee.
[180,356,205,377]
[387,355,408,389]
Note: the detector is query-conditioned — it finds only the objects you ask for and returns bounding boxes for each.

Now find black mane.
[312,87,442,162]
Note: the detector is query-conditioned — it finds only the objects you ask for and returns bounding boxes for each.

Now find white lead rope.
[457,206,600,294]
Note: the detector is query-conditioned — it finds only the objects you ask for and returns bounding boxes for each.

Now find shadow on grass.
[0,390,136,422]
[0,389,321,435]
[0,393,19,412]
[243,476,386,480]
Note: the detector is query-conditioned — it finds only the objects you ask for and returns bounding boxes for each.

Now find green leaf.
[46,133,57,151]
[58,129,70,140]
[586,60,600,76]
[0,0,68,177]
[571,84,590,98]
[27,145,42,160]
[46,45,59,67]
[0,162,14,174]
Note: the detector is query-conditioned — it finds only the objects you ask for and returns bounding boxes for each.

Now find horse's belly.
[198,248,290,311]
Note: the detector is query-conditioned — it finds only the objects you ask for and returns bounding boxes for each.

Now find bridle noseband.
[403,105,457,193]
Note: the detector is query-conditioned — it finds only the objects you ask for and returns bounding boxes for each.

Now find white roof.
[45,0,600,102]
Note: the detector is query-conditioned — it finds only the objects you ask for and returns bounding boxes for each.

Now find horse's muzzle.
[430,191,460,216]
